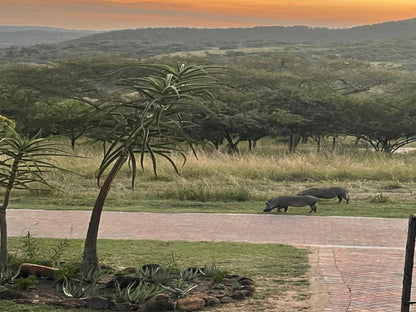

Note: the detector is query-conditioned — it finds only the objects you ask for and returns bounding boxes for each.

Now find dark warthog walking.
[264,195,319,213]
[297,187,350,204]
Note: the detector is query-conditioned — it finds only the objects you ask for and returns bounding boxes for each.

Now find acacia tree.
[82,63,223,278]
[341,96,416,153]
[36,99,97,149]
[0,125,71,267]
[0,58,144,140]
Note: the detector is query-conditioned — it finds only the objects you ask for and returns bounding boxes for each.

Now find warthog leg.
[277,206,288,213]
[309,204,317,213]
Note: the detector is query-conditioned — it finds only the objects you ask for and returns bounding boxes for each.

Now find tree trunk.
[331,136,337,152]
[0,162,17,268]
[0,185,13,267]
[0,206,7,268]
[316,136,321,152]
[70,136,76,150]
[289,134,300,153]
[223,132,239,153]
[82,155,127,279]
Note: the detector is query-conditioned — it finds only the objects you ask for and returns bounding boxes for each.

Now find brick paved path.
[7,210,412,311]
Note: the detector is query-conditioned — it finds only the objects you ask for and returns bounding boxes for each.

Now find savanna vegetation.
[8,137,416,218]
[0,59,316,311]
[1,19,416,311]
[2,52,416,153]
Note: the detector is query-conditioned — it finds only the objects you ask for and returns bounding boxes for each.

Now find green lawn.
[7,195,416,218]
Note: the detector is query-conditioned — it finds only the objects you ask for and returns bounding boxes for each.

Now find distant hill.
[0,26,100,48]
[1,18,416,64]
[47,17,416,57]
[67,17,416,46]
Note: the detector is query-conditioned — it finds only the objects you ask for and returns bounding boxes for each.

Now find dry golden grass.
[39,138,416,204]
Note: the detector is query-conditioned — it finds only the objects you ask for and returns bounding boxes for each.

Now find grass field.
[5,137,416,218]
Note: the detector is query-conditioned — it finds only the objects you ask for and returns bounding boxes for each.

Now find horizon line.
[1,16,415,33]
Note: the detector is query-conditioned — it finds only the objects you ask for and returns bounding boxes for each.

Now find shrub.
[369,193,393,203]
[14,275,38,289]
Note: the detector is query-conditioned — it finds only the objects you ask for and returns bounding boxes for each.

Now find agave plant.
[160,284,198,298]
[180,268,203,282]
[231,280,242,291]
[202,263,220,278]
[61,277,99,300]
[114,281,161,304]
[136,266,173,285]
[0,265,20,285]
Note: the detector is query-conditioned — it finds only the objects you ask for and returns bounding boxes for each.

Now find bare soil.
[218,249,328,312]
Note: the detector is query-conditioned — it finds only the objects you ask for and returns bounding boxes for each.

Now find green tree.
[0,58,145,140]
[82,63,223,278]
[35,99,97,149]
[0,126,71,267]
[0,79,40,136]
[342,96,416,153]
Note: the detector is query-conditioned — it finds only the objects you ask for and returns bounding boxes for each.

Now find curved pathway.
[7,210,411,311]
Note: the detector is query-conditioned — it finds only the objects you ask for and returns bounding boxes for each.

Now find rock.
[238,277,255,285]
[203,296,221,306]
[111,302,134,311]
[0,289,27,299]
[18,263,59,279]
[84,297,112,310]
[140,293,174,312]
[241,289,254,297]
[176,297,205,311]
[56,297,85,309]
[226,274,239,278]
[231,290,246,301]
[219,296,235,303]
[241,284,256,292]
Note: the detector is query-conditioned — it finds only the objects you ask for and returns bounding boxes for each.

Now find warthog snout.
[264,201,273,212]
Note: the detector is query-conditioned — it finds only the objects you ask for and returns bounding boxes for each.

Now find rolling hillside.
[0,17,415,64]
[0,26,100,48]
[69,17,416,45]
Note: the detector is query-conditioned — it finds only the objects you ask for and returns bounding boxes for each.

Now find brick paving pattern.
[7,210,414,311]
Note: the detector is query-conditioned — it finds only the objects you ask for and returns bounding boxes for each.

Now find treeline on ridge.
[1,18,416,69]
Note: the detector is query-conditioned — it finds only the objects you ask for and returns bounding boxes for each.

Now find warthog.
[297,187,350,204]
[264,195,319,213]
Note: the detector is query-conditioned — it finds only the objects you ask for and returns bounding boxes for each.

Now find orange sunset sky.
[1,0,416,30]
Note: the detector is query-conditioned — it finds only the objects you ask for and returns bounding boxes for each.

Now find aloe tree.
[82,63,223,277]
[0,126,71,267]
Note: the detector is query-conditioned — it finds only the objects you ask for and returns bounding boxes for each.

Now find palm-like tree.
[0,126,72,267]
[82,63,224,277]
